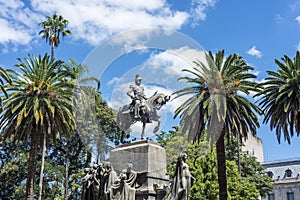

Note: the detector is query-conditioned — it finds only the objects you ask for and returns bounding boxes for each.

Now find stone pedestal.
[109,140,169,200]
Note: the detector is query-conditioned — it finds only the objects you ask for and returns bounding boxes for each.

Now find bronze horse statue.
[117,92,170,142]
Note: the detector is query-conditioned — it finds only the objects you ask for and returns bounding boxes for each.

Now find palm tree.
[0,54,75,200]
[36,60,89,200]
[174,50,261,200]
[38,13,71,198]
[60,59,100,200]
[39,14,71,59]
[256,51,300,144]
[0,66,12,105]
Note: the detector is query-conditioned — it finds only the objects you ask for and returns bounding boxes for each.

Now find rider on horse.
[126,74,147,120]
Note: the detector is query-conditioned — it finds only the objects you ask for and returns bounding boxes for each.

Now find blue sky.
[1,0,300,162]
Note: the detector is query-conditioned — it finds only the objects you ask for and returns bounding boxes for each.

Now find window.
[285,168,293,178]
[268,193,275,200]
[287,192,294,200]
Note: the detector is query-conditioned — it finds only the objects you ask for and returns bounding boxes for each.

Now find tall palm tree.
[0,54,75,200]
[39,14,71,59]
[0,66,12,105]
[256,51,300,144]
[174,50,261,200]
[36,59,90,200]
[60,59,100,200]
[38,13,71,198]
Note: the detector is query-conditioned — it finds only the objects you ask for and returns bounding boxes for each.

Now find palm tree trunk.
[51,42,55,59]
[237,134,241,175]
[216,129,227,200]
[64,151,69,200]
[38,132,46,200]
[26,131,39,200]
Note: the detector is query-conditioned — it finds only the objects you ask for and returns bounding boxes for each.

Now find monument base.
[109,140,169,200]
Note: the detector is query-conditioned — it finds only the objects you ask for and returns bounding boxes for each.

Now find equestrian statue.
[116,75,170,142]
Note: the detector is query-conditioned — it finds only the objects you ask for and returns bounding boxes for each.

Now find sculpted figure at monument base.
[81,144,193,200]
[81,74,190,199]
[109,163,137,200]
[82,162,137,200]
[162,151,193,200]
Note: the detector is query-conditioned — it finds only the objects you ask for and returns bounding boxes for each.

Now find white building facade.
[243,135,300,200]
[261,159,300,200]
[242,133,264,163]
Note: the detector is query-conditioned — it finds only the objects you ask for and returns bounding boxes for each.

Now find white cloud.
[0,0,24,9]
[297,41,300,51]
[27,0,189,45]
[0,19,32,45]
[108,47,207,115]
[144,46,207,77]
[105,46,212,138]
[103,0,165,11]
[0,0,42,50]
[190,0,217,25]
[0,0,216,50]
[296,16,300,23]
[107,77,120,86]
[247,46,262,58]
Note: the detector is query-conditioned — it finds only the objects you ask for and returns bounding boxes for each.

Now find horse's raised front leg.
[153,118,161,134]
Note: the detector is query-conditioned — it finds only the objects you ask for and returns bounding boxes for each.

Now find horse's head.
[150,93,170,110]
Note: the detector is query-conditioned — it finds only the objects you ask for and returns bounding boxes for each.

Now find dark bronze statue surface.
[161,151,193,200]
[81,149,193,200]
[81,75,195,200]
[82,162,137,200]
[117,74,170,141]
[126,75,146,120]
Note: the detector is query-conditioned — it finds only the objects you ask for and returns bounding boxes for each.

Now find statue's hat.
[136,74,142,80]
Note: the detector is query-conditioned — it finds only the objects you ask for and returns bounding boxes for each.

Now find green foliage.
[238,154,274,197]
[62,59,122,158]
[174,50,261,143]
[173,50,262,200]
[0,54,76,198]
[0,66,11,106]
[53,132,89,199]
[226,160,259,200]
[0,83,121,199]
[36,158,65,200]
[156,126,180,148]
[69,169,86,199]
[188,147,218,200]
[156,126,190,178]
[95,91,123,146]
[1,54,75,146]
[156,128,273,199]
[0,134,90,199]
[226,138,274,197]
[256,51,300,144]
[0,137,28,198]
[188,144,259,200]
